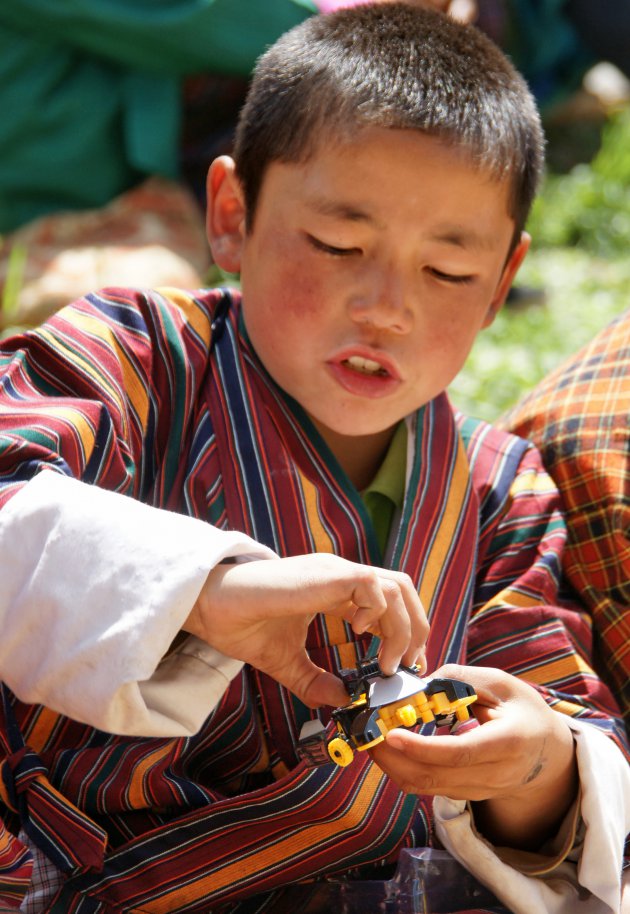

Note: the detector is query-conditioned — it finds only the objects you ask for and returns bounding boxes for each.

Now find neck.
[311,422,397,490]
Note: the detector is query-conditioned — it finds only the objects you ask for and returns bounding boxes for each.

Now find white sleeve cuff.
[434,718,630,914]
[0,471,276,736]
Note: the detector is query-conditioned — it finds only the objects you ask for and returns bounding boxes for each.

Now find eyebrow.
[306,196,377,225]
[307,197,500,252]
[429,226,498,252]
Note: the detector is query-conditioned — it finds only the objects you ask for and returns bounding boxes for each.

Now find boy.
[0,5,627,913]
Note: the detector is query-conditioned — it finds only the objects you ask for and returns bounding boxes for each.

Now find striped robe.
[0,287,626,913]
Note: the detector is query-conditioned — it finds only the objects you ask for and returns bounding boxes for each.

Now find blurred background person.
[0,1,318,326]
[0,0,465,328]
[500,310,630,738]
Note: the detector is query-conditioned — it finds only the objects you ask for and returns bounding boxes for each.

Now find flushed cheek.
[255,232,330,319]
[259,257,328,322]
[428,313,481,358]
[243,286,324,376]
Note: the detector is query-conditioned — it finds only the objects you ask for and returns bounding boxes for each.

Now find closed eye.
[307,234,361,257]
[429,267,474,285]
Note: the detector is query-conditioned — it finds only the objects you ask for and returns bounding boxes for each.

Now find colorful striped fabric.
[501,310,630,735]
[0,287,626,913]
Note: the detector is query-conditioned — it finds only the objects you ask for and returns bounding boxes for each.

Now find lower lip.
[328,360,400,398]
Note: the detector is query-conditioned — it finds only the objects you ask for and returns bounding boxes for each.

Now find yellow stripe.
[142,764,386,912]
[475,587,542,616]
[158,288,213,349]
[297,469,335,554]
[127,743,177,810]
[0,820,15,854]
[60,311,148,433]
[419,436,469,612]
[40,320,124,438]
[25,707,62,754]
[43,405,96,460]
[337,642,361,668]
[297,469,350,647]
[111,336,149,431]
[520,655,594,687]
[552,699,594,718]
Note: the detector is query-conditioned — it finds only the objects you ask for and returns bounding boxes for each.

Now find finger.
[270,654,348,709]
[434,663,540,709]
[413,646,428,675]
[300,669,349,709]
[373,726,518,796]
[346,570,389,629]
[372,569,429,669]
[382,705,540,779]
[372,740,510,801]
[373,579,412,675]
[384,722,503,766]
[349,576,416,673]
[323,565,427,671]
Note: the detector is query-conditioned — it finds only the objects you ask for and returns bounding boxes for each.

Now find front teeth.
[344,356,386,376]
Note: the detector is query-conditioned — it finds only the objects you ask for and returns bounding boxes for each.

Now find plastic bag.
[236,848,509,913]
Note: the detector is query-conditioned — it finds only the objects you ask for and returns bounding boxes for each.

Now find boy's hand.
[185,555,428,708]
[370,664,578,850]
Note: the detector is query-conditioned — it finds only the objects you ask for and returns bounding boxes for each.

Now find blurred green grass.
[449,107,630,421]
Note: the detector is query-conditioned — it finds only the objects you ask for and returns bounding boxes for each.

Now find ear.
[205,156,247,274]
[482,232,531,328]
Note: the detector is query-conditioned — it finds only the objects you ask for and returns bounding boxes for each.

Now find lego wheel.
[396,704,417,728]
[328,737,354,767]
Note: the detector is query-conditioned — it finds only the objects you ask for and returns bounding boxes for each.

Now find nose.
[346,269,413,335]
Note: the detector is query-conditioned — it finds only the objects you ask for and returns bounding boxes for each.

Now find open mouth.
[342,355,388,377]
[329,349,399,398]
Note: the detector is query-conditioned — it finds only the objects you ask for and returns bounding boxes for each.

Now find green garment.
[362,421,407,556]
[504,0,594,110]
[0,0,316,232]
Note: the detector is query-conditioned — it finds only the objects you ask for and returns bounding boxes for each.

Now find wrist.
[473,728,578,851]
[182,562,233,643]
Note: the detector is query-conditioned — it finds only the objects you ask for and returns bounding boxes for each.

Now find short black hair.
[233,2,544,244]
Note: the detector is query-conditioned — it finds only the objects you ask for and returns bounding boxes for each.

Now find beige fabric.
[0,177,211,330]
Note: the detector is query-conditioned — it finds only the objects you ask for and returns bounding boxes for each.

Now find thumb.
[274,656,349,709]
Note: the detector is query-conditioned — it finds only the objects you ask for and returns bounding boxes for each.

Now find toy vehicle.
[297,659,478,768]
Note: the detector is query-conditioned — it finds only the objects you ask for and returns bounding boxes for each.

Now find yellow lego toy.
[297,659,478,768]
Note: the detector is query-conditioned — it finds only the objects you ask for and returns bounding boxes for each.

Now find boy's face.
[207,127,528,471]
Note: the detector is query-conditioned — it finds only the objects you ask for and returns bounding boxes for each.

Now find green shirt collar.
[362,422,407,554]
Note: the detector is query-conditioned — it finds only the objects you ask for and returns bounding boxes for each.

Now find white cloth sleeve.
[0,470,276,737]
[434,717,630,914]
